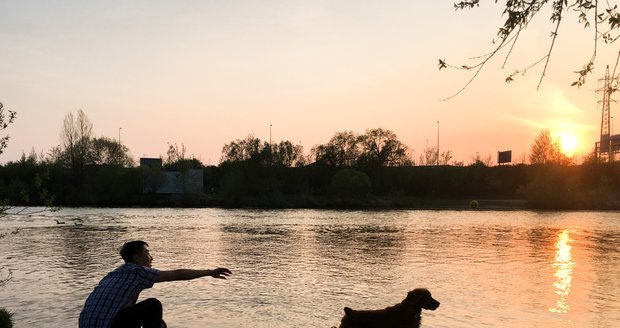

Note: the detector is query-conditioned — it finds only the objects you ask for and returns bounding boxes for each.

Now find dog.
[336,288,440,328]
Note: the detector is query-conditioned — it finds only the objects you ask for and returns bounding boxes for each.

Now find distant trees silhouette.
[50,110,134,169]
[311,128,412,168]
[2,112,620,209]
[220,135,305,167]
[164,142,203,170]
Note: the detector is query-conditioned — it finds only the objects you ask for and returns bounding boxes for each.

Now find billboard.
[497,150,512,164]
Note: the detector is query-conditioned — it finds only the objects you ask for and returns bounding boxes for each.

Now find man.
[79,240,232,328]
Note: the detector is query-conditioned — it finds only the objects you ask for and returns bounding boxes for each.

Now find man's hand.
[210,268,232,279]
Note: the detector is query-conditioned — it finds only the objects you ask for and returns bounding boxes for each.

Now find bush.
[0,307,13,328]
[330,169,372,200]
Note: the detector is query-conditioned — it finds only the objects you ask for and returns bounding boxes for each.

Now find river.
[1,208,619,327]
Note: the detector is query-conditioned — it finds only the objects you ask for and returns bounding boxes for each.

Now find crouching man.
[79,240,232,328]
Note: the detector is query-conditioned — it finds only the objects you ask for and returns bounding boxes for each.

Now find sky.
[1,0,619,166]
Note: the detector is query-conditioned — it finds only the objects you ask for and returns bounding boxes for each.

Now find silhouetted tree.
[313,128,411,168]
[529,129,572,164]
[358,128,412,168]
[271,140,305,167]
[0,102,17,217]
[0,103,16,156]
[418,146,453,165]
[470,152,493,167]
[312,131,359,167]
[163,142,203,170]
[220,135,304,167]
[50,111,135,169]
[220,135,266,164]
[439,1,620,97]
[54,109,93,170]
[88,137,134,167]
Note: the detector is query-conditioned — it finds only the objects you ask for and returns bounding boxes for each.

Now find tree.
[220,135,265,164]
[164,142,203,170]
[0,102,17,218]
[357,128,412,167]
[58,109,93,170]
[312,128,412,168]
[470,152,493,166]
[418,146,453,165]
[271,140,305,167]
[439,1,620,98]
[529,129,572,164]
[312,131,359,167]
[220,135,305,167]
[89,137,135,167]
[0,102,16,156]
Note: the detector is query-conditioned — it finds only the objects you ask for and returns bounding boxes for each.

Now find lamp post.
[269,124,272,146]
[118,127,122,144]
[436,121,440,166]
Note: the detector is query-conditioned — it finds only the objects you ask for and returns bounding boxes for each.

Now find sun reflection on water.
[549,229,575,314]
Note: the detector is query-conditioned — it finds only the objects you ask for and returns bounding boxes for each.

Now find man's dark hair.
[120,240,149,263]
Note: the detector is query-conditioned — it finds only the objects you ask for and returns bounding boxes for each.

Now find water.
[1,208,620,327]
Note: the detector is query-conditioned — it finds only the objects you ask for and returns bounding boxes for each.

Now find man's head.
[120,240,153,267]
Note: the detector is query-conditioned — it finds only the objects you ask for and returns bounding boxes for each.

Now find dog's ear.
[344,307,354,316]
[403,288,427,307]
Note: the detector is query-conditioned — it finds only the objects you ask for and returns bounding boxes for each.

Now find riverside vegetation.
[1,109,618,211]
[1,155,619,210]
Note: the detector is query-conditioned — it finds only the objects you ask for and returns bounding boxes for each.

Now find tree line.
[0,108,618,210]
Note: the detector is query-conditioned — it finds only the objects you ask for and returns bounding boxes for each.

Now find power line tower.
[595,65,620,162]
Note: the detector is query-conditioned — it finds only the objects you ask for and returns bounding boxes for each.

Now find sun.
[557,131,579,156]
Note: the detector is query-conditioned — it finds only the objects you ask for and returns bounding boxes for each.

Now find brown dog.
[336,288,440,328]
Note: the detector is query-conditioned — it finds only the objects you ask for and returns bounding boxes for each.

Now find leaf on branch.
[572,61,594,88]
[610,15,620,30]
[438,59,447,70]
[453,1,480,10]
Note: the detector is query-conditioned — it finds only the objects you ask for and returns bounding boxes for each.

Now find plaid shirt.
[79,263,159,328]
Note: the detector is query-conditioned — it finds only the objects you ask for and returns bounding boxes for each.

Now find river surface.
[1,208,619,327]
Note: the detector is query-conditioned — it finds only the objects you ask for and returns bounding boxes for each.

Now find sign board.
[497,150,512,164]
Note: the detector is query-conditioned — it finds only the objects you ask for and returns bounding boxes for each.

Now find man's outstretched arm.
[155,267,232,283]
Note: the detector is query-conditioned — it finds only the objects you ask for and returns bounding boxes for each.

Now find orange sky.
[1,1,618,165]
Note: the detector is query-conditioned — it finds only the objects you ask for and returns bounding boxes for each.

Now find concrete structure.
[140,157,204,194]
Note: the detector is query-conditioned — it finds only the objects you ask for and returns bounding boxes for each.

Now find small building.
[140,157,203,194]
[140,157,163,169]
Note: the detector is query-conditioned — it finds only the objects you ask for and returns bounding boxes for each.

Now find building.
[140,157,203,194]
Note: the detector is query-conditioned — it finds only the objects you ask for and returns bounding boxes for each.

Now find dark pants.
[111,298,166,328]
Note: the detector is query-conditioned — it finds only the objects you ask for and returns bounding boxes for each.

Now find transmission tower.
[595,65,620,162]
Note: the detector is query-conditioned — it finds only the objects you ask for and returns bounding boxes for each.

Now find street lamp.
[118,127,122,144]
[269,124,272,146]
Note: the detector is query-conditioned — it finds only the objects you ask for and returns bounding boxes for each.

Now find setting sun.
[557,132,579,156]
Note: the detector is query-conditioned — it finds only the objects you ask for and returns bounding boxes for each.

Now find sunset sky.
[1,1,618,165]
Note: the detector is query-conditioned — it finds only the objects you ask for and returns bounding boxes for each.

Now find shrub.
[0,307,13,328]
[330,169,372,200]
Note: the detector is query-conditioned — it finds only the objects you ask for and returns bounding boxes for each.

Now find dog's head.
[402,288,440,311]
